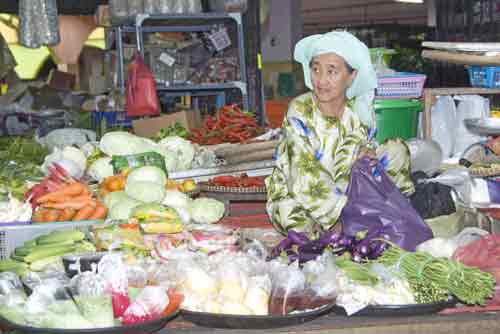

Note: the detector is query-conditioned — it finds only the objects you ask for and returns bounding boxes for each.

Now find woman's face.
[310,53,357,104]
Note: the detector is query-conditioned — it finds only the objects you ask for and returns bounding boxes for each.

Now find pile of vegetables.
[376,244,496,305]
[268,230,388,264]
[189,105,266,145]
[207,174,266,188]
[27,164,107,223]
[154,122,189,141]
[0,137,47,199]
[0,229,95,276]
[0,195,32,224]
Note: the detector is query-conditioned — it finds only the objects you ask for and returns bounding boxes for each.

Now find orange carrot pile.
[27,166,107,223]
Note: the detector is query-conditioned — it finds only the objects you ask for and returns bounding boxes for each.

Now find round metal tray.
[331,298,456,317]
[0,311,179,334]
[464,118,500,136]
[181,303,335,329]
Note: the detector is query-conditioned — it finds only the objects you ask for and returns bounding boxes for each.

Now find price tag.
[159,52,176,67]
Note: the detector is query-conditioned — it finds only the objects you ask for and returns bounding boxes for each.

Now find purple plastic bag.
[340,158,433,251]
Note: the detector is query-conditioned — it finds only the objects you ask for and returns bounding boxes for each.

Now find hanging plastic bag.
[126,52,160,117]
[340,158,433,251]
[431,95,456,159]
[453,95,489,157]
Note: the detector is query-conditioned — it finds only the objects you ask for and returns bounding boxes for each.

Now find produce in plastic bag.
[111,151,168,174]
[301,253,338,308]
[243,275,271,315]
[340,158,433,251]
[98,253,130,317]
[268,261,306,315]
[122,286,169,325]
[0,272,27,307]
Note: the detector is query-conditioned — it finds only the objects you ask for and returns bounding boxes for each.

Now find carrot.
[44,209,61,222]
[59,208,76,221]
[42,199,93,210]
[87,203,107,220]
[162,289,184,316]
[36,182,86,203]
[32,208,48,223]
[73,203,97,221]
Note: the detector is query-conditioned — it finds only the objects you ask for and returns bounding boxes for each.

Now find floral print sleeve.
[266,92,414,236]
[266,93,366,235]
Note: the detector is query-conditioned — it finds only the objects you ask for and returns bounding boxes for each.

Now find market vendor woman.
[266,31,414,236]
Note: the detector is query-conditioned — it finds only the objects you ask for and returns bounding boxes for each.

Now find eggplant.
[298,242,325,255]
[351,251,363,263]
[318,230,342,246]
[369,242,388,259]
[287,230,310,246]
[268,237,294,259]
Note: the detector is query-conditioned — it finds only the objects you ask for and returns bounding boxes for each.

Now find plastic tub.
[375,72,426,99]
[374,99,422,144]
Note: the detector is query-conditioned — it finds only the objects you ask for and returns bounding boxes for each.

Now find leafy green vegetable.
[125,180,166,204]
[154,122,189,141]
[0,137,48,165]
[189,197,225,224]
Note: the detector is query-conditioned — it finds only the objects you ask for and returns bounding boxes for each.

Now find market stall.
[2,2,500,334]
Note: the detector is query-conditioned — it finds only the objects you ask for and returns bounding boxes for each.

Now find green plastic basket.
[374,99,422,144]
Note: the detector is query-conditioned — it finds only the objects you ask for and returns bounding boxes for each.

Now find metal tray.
[331,298,456,317]
[181,303,335,329]
[464,118,500,136]
[0,311,179,334]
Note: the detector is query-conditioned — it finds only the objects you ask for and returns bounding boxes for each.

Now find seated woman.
[266,31,414,236]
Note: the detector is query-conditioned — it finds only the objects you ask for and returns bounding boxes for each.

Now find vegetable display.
[375,243,496,305]
[207,174,266,188]
[189,105,266,145]
[154,122,189,141]
[268,230,388,264]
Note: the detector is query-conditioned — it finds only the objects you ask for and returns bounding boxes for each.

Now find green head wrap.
[294,31,377,127]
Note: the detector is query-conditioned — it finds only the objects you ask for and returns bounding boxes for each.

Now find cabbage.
[158,136,195,171]
[162,190,191,209]
[109,196,142,220]
[87,157,114,182]
[41,146,87,178]
[103,191,129,210]
[127,166,167,187]
[100,131,141,156]
[100,132,179,172]
[125,180,166,203]
[189,197,225,224]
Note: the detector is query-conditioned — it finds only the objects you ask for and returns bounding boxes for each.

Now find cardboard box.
[132,110,201,138]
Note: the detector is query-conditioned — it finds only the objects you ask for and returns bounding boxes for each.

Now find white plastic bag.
[431,96,457,158]
[453,95,489,157]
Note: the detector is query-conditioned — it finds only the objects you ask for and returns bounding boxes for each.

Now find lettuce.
[189,197,226,224]
[125,181,166,204]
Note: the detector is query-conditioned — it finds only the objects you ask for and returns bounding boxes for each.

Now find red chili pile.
[208,174,266,188]
[189,105,266,145]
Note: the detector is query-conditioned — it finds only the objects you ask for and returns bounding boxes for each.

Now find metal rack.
[113,13,249,111]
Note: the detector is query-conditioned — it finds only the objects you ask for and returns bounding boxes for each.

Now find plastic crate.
[375,72,426,99]
[91,111,133,130]
[0,220,98,259]
[467,66,500,88]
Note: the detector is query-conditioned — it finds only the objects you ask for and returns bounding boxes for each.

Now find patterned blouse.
[265,92,414,236]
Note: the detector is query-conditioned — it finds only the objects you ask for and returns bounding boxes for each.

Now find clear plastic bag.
[216,262,250,303]
[0,272,27,307]
[243,275,271,315]
[431,96,457,159]
[97,253,130,317]
[454,95,489,157]
[127,264,148,289]
[302,253,338,305]
[122,286,169,324]
[268,261,306,315]
[158,0,174,13]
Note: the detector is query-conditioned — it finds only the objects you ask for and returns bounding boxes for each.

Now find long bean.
[376,245,496,305]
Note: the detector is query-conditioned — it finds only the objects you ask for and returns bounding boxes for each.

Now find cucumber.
[0,259,27,272]
[23,240,37,248]
[29,256,63,272]
[23,245,76,263]
[10,255,26,262]
[36,230,85,245]
[15,240,76,257]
